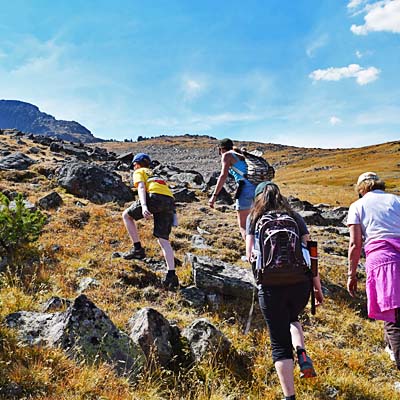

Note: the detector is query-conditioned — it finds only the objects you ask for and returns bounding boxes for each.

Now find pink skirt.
[365,238,400,323]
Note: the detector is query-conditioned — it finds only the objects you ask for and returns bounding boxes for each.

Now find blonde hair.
[356,178,385,196]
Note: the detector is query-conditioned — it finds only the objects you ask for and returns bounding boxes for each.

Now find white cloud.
[330,116,342,125]
[351,0,400,35]
[182,77,205,101]
[306,34,329,58]
[355,50,363,58]
[347,0,366,9]
[309,63,380,85]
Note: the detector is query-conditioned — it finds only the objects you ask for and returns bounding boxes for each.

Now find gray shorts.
[125,193,175,240]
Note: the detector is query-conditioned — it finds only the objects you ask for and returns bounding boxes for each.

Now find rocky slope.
[0,100,101,143]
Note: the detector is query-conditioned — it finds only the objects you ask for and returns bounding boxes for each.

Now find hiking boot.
[385,345,396,362]
[298,351,317,378]
[122,247,145,260]
[162,273,179,290]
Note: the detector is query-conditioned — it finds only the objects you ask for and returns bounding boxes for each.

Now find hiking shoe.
[162,273,179,290]
[122,247,146,260]
[298,352,317,378]
[385,345,396,362]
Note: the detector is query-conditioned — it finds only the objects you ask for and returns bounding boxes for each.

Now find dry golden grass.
[0,133,399,399]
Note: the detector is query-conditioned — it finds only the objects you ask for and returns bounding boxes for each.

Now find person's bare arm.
[209,152,232,208]
[347,224,362,297]
[137,181,151,219]
[246,234,254,261]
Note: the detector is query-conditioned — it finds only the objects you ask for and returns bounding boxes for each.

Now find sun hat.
[254,181,274,197]
[132,153,151,164]
[218,138,233,150]
[357,172,379,186]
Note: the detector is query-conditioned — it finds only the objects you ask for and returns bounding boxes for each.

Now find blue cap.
[132,153,151,163]
[255,181,275,197]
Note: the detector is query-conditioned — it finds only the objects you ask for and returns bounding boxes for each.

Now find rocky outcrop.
[187,254,256,300]
[57,161,134,204]
[5,295,146,378]
[37,192,63,210]
[182,318,232,362]
[0,152,35,170]
[128,308,181,367]
[0,100,100,143]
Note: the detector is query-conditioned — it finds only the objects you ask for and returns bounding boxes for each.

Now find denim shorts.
[235,180,256,211]
[126,193,175,240]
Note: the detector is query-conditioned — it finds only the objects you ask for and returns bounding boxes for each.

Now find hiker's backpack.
[241,150,275,185]
[253,212,310,286]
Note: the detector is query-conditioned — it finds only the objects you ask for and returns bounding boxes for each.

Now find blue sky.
[0,0,399,148]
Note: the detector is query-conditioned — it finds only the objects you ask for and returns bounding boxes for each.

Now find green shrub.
[0,193,46,264]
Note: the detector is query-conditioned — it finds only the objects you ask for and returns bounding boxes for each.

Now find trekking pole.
[244,286,256,334]
[310,285,316,315]
[307,241,318,316]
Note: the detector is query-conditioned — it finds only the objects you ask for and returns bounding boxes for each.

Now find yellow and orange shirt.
[133,168,173,198]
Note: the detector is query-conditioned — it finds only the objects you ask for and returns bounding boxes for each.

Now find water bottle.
[172,212,178,227]
[307,240,318,277]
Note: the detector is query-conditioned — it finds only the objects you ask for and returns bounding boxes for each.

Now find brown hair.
[134,158,151,168]
[356,179,385,196]
[249,183,293,231]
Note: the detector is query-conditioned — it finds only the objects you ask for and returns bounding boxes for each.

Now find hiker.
[209,138,256,240]
[347,172,400,369]
[121,153,179,289]
[246,181,323,400]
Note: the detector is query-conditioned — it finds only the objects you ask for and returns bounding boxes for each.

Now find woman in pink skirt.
[347,172,400,368]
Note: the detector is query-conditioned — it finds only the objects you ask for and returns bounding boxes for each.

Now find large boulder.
[57,161,134,204]
[128,307,181,368]
[5,295,145,379]
[187,254,256,300]
[0,152,35,170]
[37,191,63,210]
[181,318,231,362]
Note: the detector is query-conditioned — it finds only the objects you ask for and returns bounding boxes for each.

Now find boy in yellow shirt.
[122,153,178,289]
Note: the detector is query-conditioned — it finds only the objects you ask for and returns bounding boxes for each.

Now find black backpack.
[230,149,275,185]
[242,150,275,185]
[253,212,310,286]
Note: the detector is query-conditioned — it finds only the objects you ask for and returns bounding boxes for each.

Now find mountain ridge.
[0,100,101,143]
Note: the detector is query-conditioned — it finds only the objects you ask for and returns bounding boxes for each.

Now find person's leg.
[290,321,305,350]
[122,209,140,243]
[275,359,295,397]
[236,181,255,240]
[151,194,178,289]
[384,308,400,369]
[288,281,316,378]
[121,204,146,259]
[157,238,175,271]
[237,209,251,241]
[258,285,295,397]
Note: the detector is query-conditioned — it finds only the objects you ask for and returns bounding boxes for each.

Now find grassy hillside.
[0,133,399,399]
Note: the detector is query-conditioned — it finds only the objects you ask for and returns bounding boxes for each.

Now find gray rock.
[41,296,71,312]
[5,294,146,379]
[191,235,210,249]
[182,318,231,362]
[9,199,36,212]
[77,277,100,293]
[298,210,328,226]
[170,172,204,188]
[187,254,256,300]
[172,187,198,203]
[320,207,348,227]
[180,286,206,308]
[0,152,35,170]
[57,161,134,205]
[128,308,177,367]
[38,191,63,210]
